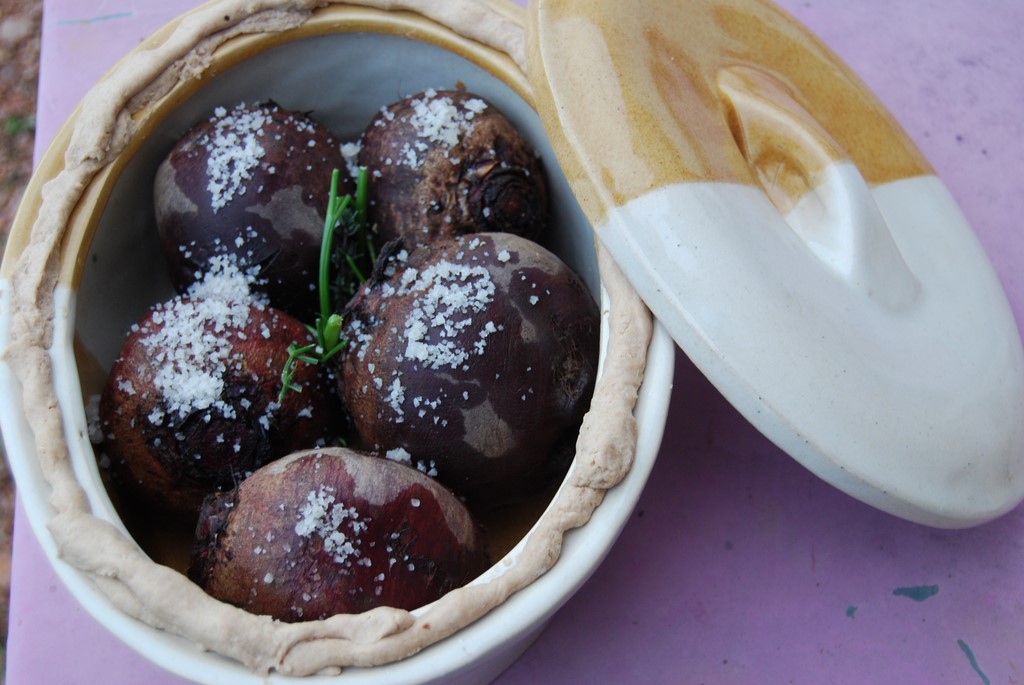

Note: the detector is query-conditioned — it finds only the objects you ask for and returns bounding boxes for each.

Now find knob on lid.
[526,0,1024,527]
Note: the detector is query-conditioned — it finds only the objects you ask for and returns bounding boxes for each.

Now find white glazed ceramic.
[0,1,673,683]
[528,0,1024,527]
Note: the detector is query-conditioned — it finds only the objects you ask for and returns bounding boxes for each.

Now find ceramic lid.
[526,0,1024,527]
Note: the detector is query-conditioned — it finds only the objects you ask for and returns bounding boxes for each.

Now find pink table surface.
[6,1,1024,683]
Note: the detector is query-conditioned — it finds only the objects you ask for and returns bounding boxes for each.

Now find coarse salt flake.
[397,91,489,169]
[204,104,268,213]
[138,254,265,422]
[385,447,413,465]
[398,259,497,370]
[294,486,367,566]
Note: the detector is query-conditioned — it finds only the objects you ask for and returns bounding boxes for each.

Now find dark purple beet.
[337,232,599,508]
[99,263,340,516]
[189,447,488,621]
[357,89,548,249]
[154,102,350,318]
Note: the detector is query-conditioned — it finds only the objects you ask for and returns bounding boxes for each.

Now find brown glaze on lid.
[527,0,932,221]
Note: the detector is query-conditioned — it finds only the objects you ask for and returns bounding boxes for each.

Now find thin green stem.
[319,170,352,324]
[278,167,373,401]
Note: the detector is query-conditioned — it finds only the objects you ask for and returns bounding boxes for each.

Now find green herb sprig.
[330,164,376,304]
[278,167,370,402]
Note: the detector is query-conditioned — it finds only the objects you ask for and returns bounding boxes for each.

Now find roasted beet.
[338,232,599,507]
[189,447,488,621]
[357,89,548,248]
[154,102,350,317]
[99,257,339,515]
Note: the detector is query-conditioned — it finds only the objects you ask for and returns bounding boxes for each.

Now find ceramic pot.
[0,1,674,682]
